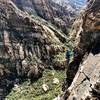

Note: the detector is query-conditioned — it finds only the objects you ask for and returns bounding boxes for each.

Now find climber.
[65,49,71,65]
[62,49,71,92]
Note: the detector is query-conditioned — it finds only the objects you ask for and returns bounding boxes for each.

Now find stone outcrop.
[0,0,66,99]
[62,0,100,99]
[62,53,100,100]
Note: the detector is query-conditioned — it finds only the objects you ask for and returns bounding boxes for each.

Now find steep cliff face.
[12,0,76,34]
[0,0,66,99]
[62,0,100,99]
[63,53,100,100]
[52,0,85,11]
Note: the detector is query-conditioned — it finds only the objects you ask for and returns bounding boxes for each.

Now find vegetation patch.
[5,69,64,100]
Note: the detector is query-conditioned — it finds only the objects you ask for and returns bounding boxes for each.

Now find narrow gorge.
[0,0,100,100]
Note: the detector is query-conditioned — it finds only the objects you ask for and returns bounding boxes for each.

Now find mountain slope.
[52,0,86,11]
[12,0,76,34]
[0,0,67,99]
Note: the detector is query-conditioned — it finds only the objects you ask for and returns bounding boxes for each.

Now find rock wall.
[62,0,100,99]
[12,0,75,34]
[0,0,66,99]
[63,53,100,100]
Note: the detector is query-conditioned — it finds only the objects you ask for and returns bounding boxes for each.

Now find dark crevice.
[91,40,100,55]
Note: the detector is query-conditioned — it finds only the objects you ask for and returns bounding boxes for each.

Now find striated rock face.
[12,0,76,34]
[0,0,66,99]
[63,53,100,100]
[62,0,100,99]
